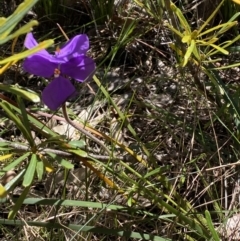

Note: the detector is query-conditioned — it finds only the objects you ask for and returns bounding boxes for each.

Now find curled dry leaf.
[1,170,16,185]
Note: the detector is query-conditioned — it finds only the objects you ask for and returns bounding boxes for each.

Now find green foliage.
[89,0,115,24]
[133,0,164,20]
[2,0,240,240]
[37,0,65,16]
[0,0,38,45]
[221,0,240,24]
[0,84,40,102]
[0,0,53,204]
[0,0,54,95]
[166,0,240,67]
[205,210,220,241]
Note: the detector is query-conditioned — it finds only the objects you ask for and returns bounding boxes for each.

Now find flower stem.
[62,103,111,155]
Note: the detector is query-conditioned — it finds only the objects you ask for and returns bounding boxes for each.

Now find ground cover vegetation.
[1,0,240,240]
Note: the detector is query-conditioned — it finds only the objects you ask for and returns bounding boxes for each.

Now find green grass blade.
[198,0,224,33]
[1,100,58,137]
[0,218,171,240]
[17,96,34,146]
[93,75,150,157]
[8,185,31,219]
[205,210,220,240]
[204,66,240,120]
[0,101,34,147]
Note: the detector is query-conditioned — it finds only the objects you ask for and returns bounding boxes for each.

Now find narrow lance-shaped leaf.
[4,169,25,193]
[192,42,201,61]
[68,140,86,149]
[202,38,218,45]
[205,210,220,240]
[0,84,40,103]
[0,141,9,147]
[0,20,39,45]
[198,0,224,33]
[22,154,37,187]
[197,40,229,56]
[0,0,39,36]
[213,62,240,70]
[211,34,240,56]
[0,184,7,198]
[183,39,195,67]
[36,161,44,181]
[170,2,191,34]
[0,154,13,162]
[199,22,237,37]
[1,152,31,175]
[68,149,88,158]
[47,152,74,169]
[208,43,229,55]
[0,17,6,27]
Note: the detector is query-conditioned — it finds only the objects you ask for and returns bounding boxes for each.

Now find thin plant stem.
[62,103,111,155]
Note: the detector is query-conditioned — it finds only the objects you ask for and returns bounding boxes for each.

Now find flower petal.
[42,76,76,110]
[23,55,57,77]
[61,55,96,82]
[57,35,90,61]
[24,32,50,57]
[24,32,38,49]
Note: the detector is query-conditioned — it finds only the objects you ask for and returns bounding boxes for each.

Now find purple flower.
[23,33,96,110]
